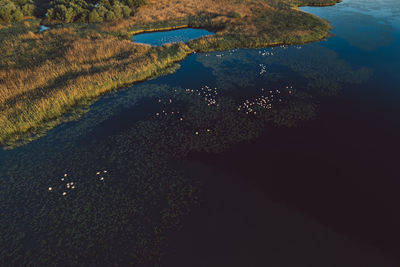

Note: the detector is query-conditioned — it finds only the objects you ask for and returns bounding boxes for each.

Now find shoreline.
[0,0,341,149]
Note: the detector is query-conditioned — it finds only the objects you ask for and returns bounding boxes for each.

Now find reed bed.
[0,0,341,147]
[0,28,191,146]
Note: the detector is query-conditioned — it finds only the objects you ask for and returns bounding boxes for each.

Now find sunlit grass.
[0,0,341,147]
[0,28,191,146]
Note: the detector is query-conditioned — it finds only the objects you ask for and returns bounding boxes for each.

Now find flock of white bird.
[238,86,294,115]
[259,64,267,75]
[48,170,108,196]
[44,46,304,197]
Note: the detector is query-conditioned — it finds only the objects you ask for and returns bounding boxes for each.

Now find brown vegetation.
[0,0,341,147]
[101,0,266,32]
[0,27,191,146]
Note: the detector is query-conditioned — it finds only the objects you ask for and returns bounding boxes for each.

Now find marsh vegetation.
[0,41,373,264]
[0,0,341,147]
[0,1,399,267]
[1,0,400,265]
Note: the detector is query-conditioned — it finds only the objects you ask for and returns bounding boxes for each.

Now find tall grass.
[0,0,341,147]
[0,28,191,146]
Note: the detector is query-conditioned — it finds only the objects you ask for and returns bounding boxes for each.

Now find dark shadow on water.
[188,79,400,260]
[1,0,400,265]
[86,97,159,141]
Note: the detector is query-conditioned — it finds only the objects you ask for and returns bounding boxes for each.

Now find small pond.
[132,28,214,46]
[39,25,50,32]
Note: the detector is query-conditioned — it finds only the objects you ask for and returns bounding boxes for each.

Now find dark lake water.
[132,28,214,46]
[1,0,399,265]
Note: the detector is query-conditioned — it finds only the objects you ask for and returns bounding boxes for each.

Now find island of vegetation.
[0,0,341,148]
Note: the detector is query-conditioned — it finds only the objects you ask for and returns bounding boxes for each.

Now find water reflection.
[0,38,374,265]
[301,0,400,51]
[5,0,400,263]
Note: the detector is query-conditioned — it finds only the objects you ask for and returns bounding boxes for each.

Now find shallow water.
[132,28,214,46]
[1,0,399,265]
[39,25,50,32]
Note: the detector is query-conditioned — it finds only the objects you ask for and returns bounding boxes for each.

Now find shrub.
[0,0,146,23]
[231,12,241,19]
[89,9,103,23]
[121,0,146,8]
[21,3,34,16]
[105,10,116,21]
[0,0,24,21]
[121,5,131,17]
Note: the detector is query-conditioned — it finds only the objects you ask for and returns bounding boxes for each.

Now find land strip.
[0,0,341,148]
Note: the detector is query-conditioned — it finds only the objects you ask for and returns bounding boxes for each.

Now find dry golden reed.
[0,0,341,147]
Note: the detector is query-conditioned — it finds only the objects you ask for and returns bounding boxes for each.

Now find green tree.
[64,7,76,22]
[99,0,111,9]
[21,3,35,16]
[96,5,108,18]
[105,10,115,21]
[88,9,103,23]
[121,5,131,17]
[111,2,122,19]
[121,0,146,8]
[0,0,24,21]
[0,0,147,23]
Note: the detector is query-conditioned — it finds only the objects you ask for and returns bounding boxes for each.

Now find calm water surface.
[1,0,399,265]
[132,28,214,46]
[39,25,50,32]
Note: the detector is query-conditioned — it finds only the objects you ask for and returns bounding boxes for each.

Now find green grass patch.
[0,0,342,148]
